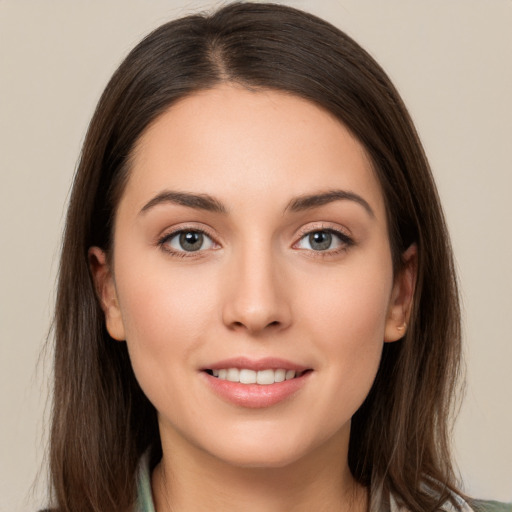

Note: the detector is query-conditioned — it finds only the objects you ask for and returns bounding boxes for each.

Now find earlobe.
[384,244,418,343]
[88,247,126,341]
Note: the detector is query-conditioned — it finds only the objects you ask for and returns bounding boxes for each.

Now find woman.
[45,3,505,511]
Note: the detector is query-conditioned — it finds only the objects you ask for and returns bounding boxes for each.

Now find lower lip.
[202,371,311,408]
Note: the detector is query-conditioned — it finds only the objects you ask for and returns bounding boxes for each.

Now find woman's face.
[92,84,413,469]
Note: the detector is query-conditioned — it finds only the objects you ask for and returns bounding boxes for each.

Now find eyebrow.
[286,189,375,218]
[139,188,374,218]
[139,190,228,215]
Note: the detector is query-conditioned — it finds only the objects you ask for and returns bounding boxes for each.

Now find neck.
[152,428,367,512]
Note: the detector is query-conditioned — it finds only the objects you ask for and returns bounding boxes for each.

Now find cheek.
[113,257,218,385]
[297,252,393,410]
[300,253,393,344]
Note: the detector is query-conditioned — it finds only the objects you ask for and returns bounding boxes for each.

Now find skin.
[90,84,416,512]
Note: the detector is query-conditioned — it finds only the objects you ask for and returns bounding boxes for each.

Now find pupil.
[180,231,203,251]
[309,231,331,251]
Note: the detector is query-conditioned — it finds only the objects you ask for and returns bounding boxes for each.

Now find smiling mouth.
[204,368,310,385]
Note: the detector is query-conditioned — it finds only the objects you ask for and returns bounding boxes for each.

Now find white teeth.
[274,369,286,383]
[285,370,296,380]
[256,369,275,385]
[239,369,257,384]
[226,368,240,382]
[212,368,301,385]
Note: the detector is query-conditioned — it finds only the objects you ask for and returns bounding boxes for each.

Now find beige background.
[1,1,511,510]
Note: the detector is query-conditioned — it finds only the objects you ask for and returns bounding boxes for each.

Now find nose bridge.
[222,237,291,334]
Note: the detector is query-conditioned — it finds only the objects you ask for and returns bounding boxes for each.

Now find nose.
[221,246,292,335]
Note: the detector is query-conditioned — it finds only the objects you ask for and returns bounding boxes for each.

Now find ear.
[384,244,417,343]
[88,247,126,341]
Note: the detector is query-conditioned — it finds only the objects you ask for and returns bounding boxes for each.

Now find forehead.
[122,84,386,219]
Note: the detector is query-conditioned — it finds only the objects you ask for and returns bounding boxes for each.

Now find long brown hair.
[49,3,463,511]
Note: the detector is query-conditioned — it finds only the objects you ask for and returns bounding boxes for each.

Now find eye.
[295,229,352,252]
[161,230,216,253]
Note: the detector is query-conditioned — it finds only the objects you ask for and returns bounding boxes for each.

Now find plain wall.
[0,1,510,510]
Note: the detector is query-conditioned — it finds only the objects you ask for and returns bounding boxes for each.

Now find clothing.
[135,451,156,512]
[134,452,510,512]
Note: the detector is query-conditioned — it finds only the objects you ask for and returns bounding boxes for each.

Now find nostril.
[229,319,281,332]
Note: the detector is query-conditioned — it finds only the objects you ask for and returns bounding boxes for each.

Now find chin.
[214,446,307,470]
[203,428,336,470]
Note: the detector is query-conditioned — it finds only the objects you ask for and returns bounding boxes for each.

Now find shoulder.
[38,451,157,512]
[390,492,511,512]
[471,500,512,512]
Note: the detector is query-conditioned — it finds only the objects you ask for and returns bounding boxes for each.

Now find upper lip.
[203,357,310,372]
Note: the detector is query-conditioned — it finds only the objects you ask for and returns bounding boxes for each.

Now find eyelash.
[157,225,354,258]
[294,226,354,257]
[157,227,218,258]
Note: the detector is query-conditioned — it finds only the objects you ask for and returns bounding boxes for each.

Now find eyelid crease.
[294,222,353,241]
[155,222,219,243]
